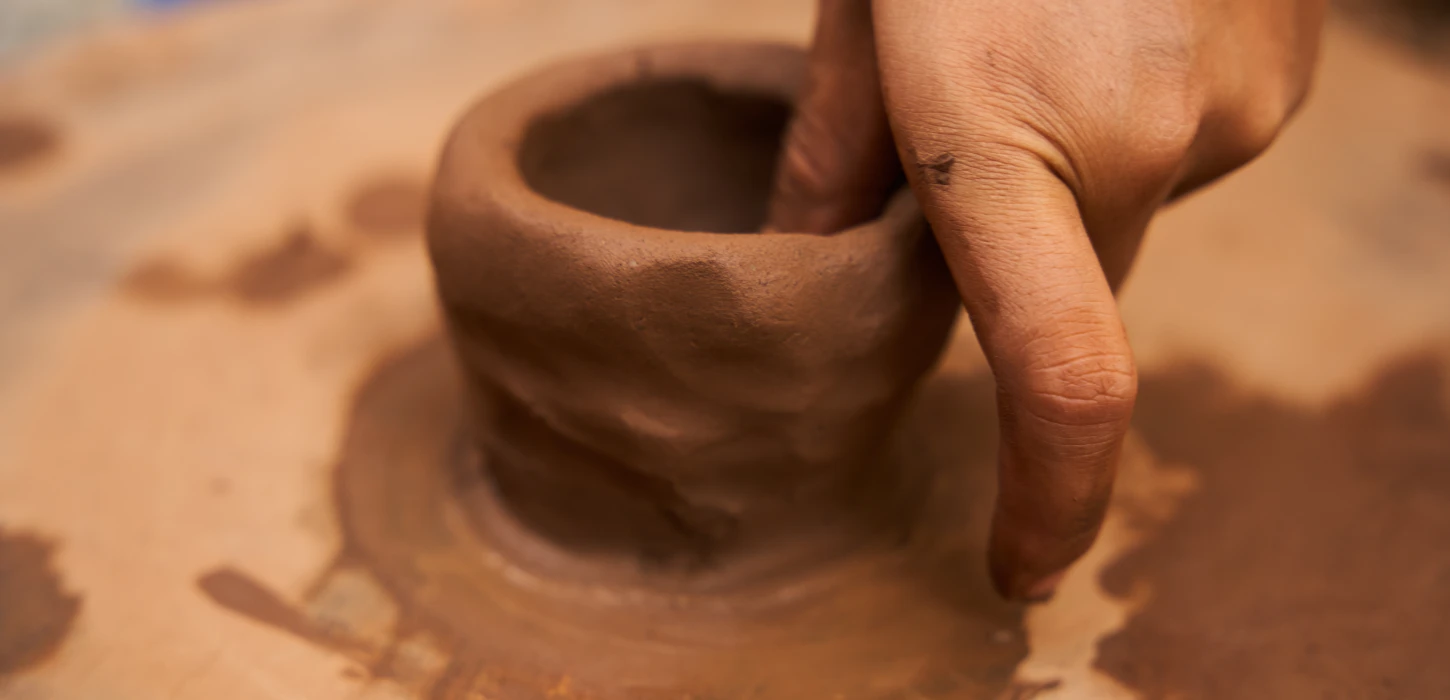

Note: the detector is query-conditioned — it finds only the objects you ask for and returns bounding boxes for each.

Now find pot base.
[327,337,1026,699]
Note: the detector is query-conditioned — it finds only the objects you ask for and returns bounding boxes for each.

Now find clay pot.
[427,42,960,589]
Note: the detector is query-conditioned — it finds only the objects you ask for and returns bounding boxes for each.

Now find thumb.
[766,0,900,234]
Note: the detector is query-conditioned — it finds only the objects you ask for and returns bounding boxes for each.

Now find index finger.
[874,3,1138,600]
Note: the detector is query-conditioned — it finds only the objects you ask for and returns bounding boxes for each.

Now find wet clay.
[192,41,1037,699]
[123,224,352,306]
[1097,354,1450,699]
[202,336,1029,699]
[0,527,82,678]
[428,42,961,587]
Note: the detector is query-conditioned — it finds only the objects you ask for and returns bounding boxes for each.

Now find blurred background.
[1,0,211,61]
[1,1,1449,699]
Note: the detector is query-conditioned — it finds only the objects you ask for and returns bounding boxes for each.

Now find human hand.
[767,0,1325,600]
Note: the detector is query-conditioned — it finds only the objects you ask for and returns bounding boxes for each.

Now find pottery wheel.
[3,1,1450,699]
[293,336,1022,699]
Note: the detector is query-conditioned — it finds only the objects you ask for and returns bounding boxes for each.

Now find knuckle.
[1224,86,1294,159]
[1016,342,1139,429]
[1118,82,1204,186]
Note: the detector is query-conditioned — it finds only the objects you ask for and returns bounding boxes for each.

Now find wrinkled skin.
[767,0,1327,600]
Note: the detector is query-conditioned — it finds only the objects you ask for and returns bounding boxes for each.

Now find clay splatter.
[0,115,60,173]
[1097,353,1450,699]
[346,175,427,239]
[122,224,352,306]
[0,527,82,678]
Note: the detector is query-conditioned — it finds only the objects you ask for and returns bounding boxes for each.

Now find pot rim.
[432,40,919,244]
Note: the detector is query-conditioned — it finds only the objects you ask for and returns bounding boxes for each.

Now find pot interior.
[518,79,789,233]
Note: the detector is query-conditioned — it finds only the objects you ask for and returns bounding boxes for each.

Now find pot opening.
[518,79,789,233]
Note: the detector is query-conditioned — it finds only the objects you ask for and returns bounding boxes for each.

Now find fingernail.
[1022,570,1066,603]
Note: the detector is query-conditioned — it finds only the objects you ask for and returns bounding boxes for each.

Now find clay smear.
[0,527,82,679]
[346,174,428,240]
[123,225,352,306]
[1094,354,1450,699]
[198,567,373,659]
[1012,434,1198,700]
[0,115,60,175]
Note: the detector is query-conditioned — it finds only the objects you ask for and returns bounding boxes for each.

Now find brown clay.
[427,42,961,588]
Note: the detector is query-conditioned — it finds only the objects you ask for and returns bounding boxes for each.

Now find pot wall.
[427,42,961,585]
